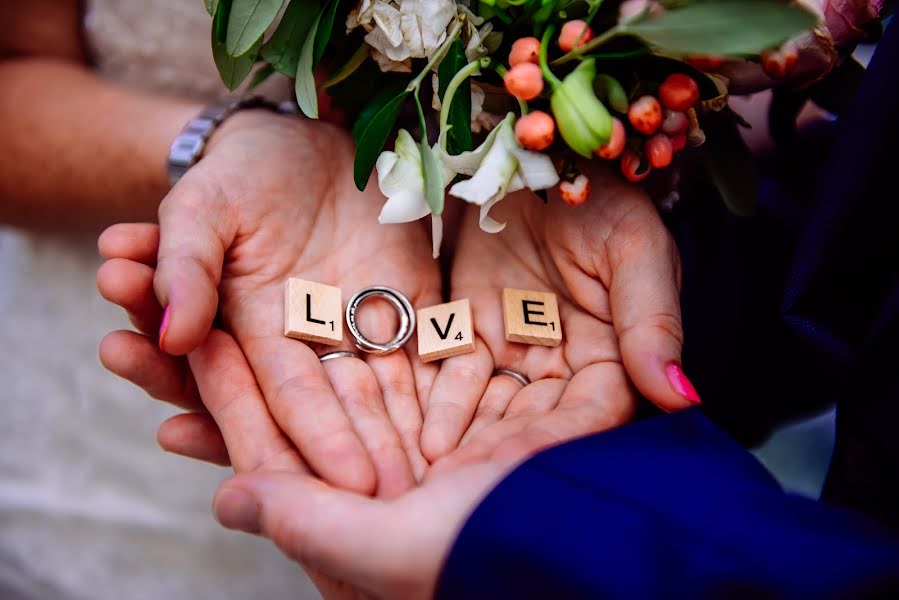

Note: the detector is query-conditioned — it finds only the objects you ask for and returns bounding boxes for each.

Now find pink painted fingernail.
[666,363,701,404]
[158,305,171,351]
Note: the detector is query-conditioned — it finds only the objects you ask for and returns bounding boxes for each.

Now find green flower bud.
[595,74,629,114]
[551,58,613,158]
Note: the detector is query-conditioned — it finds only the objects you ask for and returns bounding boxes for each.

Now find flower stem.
[551,26,622,66]
[407,20,464,94]
[539,26,563,90]
[439,57,491,145]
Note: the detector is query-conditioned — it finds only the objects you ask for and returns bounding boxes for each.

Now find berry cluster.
[499,20,704,205]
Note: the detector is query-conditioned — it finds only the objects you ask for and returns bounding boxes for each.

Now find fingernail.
[158,305,171,351]
[213,488,261,533]
[665,363,701,404]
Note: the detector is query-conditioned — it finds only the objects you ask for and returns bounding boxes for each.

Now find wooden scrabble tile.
[417,299,476,362]
[502,288,562,347]
[284,278,343,346]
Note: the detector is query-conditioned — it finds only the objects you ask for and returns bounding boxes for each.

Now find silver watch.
[166,96,280,186]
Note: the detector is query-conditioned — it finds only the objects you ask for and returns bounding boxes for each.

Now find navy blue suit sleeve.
[436,410,899,600]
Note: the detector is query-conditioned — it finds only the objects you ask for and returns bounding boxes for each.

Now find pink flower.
[820,0,884,48]
[712,0,882,94]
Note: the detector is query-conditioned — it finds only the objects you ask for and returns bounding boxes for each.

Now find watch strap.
[166,96,277,186]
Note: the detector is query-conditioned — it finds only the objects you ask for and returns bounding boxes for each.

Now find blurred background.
[0,0,882,598]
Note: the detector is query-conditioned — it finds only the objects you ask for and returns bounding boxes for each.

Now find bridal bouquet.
[206,0,880,255]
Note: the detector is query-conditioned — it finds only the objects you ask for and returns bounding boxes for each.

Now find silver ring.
[345,286,416,356]
[494,369,530,387]
[319,350,360,363]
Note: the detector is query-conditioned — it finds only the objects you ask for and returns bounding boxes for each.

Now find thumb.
[608,223,699,412]
[213,472,419,597]
[155,173,237,355]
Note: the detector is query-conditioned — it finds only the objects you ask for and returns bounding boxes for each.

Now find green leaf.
[622,1,817,56]
[213,1,261,90]
[420,138,445,216]
[213,0,232,44]
[438,40,473,154]
[248,62,276,89]
[205,0,219,17]
[313,0,340,64]
[294,0,339,118]
[352,91,410,190]
[261,0,319,76]
[321,43,369,90]
[227,0,285,57]
[701,110,758,217]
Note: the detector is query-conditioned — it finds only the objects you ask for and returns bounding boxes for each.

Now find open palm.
[102,110,441,497]
[421,162,690,468]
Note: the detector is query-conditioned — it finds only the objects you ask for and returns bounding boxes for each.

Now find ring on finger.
[318,350,360,363]
[493,368,530,387]
[346,286,416,356]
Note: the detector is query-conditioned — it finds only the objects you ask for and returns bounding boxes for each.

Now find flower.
[348,0,457,69]
[550,58,613,157]
[442,113,559,233]
[705,0,881,93]
[376,129,453,256]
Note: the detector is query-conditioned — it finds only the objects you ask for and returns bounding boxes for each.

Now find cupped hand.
[98,110,444,497]
[189,327,513,600]
[419,160,692,466]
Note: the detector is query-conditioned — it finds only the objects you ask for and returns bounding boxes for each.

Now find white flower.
[376,129,453,257]
[354,0,457,67]
[443,113,559,233]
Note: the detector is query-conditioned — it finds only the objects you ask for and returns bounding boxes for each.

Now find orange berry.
[659,73,699,111]
[684,55,725,71]
[595,117,626,159]
[509,37,541,67]
[560,174,591,206]
[761,41,799,80]
[515,111,555,151]
[621,150,651,182]
[628,95,662,135]
[504,62,544,101]
[662,109,688,135]
[645,134,673,168]
[558,20,595,53]
[670,132,687,153]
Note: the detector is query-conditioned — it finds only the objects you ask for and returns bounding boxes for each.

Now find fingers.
[366,352,429,482]
[157,413,230,466]
[155,175,237,355]
[98,223,160,264]
[188,329,308,474]
[459,375,526,446]
[99,330,203,412]
[212,472,412,596]
[240,334,376,494]
[322,357,416,498]
[492,363,634,465]
[97,258,164,334]
[419,341,494,462]
[606,214,695,412]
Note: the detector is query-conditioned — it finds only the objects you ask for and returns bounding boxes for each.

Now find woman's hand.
[99,111,443,497]
[419,161,693,465]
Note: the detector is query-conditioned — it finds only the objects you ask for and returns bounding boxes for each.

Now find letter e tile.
[417,299,476,362]
[502,288,562,347]
[284,278,343,346]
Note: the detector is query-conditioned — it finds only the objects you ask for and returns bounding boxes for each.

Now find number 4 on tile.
[417,299,476,362]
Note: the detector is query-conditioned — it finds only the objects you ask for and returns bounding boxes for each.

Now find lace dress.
[0,2,312,599]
